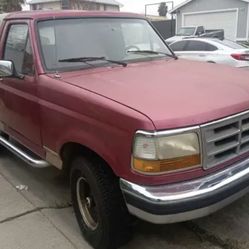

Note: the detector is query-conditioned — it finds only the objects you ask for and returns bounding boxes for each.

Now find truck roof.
[4,10,144,21]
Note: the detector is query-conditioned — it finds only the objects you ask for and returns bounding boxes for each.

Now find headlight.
[132,130,201,174]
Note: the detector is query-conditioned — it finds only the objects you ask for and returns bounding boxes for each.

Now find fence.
[151,19,176,39]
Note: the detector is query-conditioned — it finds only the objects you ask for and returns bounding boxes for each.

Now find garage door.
[183,10,237,40]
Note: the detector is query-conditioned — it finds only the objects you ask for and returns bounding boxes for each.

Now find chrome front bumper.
[120,157,249,224]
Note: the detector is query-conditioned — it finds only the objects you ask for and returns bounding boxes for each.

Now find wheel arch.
[60,142,116,175]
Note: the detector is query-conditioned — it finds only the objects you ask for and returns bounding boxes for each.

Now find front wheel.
[70,156,132,249]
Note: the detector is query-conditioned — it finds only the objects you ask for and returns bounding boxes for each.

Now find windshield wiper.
[127,50,177,59]
[59,56,127,67]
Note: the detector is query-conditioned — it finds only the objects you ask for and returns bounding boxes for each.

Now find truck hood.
[59,59,249,130]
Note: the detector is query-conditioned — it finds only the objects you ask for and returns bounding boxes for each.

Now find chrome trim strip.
[121,156,249,203]
[136,110,249,133]
[0,136,50,168]
[136,126,200,137]
[136,110,249,138]
[200,109,249,128]
[126,186,249,224]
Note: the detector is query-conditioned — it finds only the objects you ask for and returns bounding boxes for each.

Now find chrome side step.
[0,136,50,168]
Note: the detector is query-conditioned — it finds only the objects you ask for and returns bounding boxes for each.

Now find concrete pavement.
[0,149,248,249]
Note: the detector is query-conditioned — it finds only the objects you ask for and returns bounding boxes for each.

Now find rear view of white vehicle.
[170,38,249,68]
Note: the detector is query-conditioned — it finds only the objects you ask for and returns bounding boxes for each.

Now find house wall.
[104,5,119,11]
[175,0,249,40]
[78,2,119,11]
[31,1,119,11]
[30,2,61,10]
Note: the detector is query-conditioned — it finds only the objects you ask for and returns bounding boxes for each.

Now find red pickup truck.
[1,10,249,249]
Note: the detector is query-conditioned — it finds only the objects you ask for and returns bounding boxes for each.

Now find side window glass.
[4,24,34,75]
[206,44,218,51]
[186,41,207,51]
[22,37,34,75]
[196,27,204,35]
[170,41,187,51]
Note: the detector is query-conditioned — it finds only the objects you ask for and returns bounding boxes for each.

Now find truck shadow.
[0,148,248,249]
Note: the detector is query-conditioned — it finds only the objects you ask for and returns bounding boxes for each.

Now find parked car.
[166,26,224,44]
[239,41,249,48]
[170,38,249,68]
[1,10,249,249]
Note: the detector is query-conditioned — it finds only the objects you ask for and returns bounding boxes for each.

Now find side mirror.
[0,60,24,79]
[0,60,14,77]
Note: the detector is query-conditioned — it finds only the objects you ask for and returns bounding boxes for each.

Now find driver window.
[4,24,34,76]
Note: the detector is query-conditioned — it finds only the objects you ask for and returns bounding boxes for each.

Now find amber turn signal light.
[133,154,201,174]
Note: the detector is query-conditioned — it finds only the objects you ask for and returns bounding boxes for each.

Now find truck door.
[0,21,42,153]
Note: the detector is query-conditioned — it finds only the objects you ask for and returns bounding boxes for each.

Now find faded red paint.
[0,11,249,186]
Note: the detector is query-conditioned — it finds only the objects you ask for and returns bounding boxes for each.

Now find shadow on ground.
[0,149,249,249]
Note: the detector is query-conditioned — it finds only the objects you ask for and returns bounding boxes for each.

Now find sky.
[119,0,185,14]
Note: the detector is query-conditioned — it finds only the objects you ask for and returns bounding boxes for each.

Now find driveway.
[0,149,249,249]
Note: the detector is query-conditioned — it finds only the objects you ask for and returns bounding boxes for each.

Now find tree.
[158,2,168,17]
[0,0,25,12]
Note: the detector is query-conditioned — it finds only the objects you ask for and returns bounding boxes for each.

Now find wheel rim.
[76,177,98,230]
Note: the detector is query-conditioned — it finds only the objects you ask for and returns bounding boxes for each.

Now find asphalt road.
[0,148,249,249]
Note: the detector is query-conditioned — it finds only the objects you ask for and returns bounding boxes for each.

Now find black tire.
[70,156,132,249]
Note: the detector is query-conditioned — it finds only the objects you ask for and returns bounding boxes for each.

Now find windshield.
[177,27,196,36]
[37,18,172,71]
[214,39,247,49]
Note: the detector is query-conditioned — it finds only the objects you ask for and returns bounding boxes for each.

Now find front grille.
[201,111,249,169]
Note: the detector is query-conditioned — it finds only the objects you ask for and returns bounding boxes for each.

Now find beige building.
[28,0,122,11]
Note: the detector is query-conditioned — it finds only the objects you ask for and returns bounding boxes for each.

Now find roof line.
[28,0,122,6]
[170,0,249,13]
[28,0,60,4]
[170,0,191,13]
